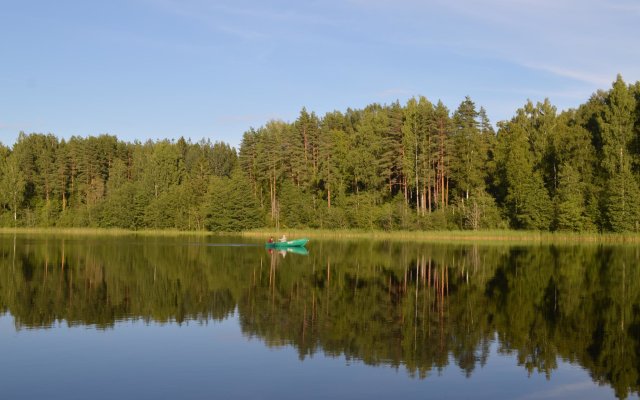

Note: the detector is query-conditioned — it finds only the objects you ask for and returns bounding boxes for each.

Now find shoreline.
[1,227,638,244]
[241,229,640,244]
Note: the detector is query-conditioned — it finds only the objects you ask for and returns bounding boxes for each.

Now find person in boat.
[268,236,274,243]
[279,234,287,243]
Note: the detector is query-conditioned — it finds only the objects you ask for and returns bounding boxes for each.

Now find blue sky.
[1,0,638,148]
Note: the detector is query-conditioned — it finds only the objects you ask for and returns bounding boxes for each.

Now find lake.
[1,233,639,399]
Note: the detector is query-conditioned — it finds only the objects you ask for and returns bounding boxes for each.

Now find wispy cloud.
[478,86,592,100]
[349,0,637,85]
[432,0,633,83]
[140,0,267,41]
[520,64,613,87]
[605,0,640,14]
[200,2,340,26]
[141,0,343,41]
[92,26,224,55]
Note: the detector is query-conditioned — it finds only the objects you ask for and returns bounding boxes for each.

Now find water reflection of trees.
[1,236,639,398]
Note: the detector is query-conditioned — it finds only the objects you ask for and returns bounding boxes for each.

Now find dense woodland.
[2,238,640,398]
[1,75,640,232]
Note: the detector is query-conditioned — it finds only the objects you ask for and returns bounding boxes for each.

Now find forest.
[1,75,639,232]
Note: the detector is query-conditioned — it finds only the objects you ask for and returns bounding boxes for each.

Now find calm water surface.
[1,234,639,399]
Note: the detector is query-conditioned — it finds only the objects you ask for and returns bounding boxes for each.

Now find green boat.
[265,238,309,248]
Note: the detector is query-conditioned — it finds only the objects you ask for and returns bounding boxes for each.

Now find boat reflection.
[267,246,309,257]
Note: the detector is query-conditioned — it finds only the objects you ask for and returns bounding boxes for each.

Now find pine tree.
[0,154,26,225]
[498,110,552,230]
[599,75,635,176]
[401,97,436,215]
[554,165,587,231]
[451,96,485,201]
[598,75,640,231]
[433,101,451,209]
[402,98,420,211]
[605,168,640,232]
[318,126,347,210]
[550,113,597,230]
[350,105,386,197]
[204,171,263,231]
[292,108,320,187]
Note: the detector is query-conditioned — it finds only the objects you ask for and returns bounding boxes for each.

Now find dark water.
[1,234,639,399]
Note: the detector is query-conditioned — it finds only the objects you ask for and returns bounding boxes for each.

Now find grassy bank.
[1,227,640,244]
[0,227,214,237]
[242,229,640,244]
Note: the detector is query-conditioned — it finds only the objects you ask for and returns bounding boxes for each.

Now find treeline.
[0,135,239,230]
[1,75,640,231]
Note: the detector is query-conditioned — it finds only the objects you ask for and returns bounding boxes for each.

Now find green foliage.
[278,181,316,228]
[604,169,640,232]
[2,76,640,233]
[598,75,636,176]
[461,189,504,230]
[342,192,379,229]
[554,165,588,231]
[317,205,350,229]
[0,153,26,225]
[204,172,263,232]
[497,112,552,230]
[451,96,487,198]
[98,182,140,229]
